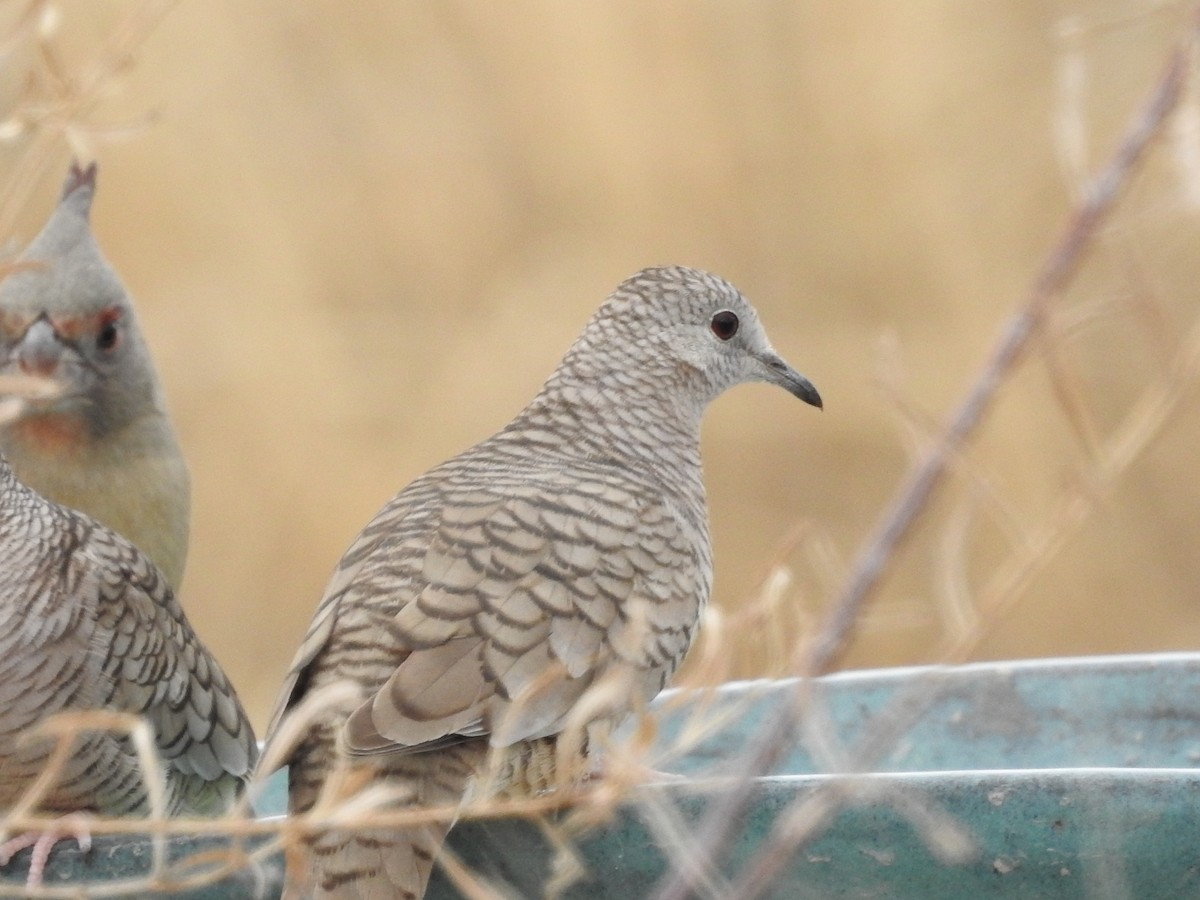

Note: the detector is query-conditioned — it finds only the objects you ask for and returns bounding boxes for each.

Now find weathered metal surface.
[4,653,1199,897]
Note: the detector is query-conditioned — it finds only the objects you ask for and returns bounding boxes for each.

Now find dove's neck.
[501,368,709,505]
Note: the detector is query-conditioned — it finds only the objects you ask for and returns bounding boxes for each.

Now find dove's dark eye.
[710,310,739,341]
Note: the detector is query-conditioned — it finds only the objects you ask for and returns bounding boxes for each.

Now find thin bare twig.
[0,0,175,239]
[649,11,1200,900]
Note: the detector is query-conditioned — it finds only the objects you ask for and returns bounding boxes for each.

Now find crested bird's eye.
[96,318,120,352]
[710,310,740,341]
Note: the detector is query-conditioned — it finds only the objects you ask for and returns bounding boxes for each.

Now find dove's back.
[0,458,255,818]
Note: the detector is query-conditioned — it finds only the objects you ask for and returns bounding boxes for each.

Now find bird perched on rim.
[0,162,190,590]
[0,375,257,886]
[262,265,822,899]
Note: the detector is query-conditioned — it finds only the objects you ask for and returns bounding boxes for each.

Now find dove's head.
[562,265,821,414]
[0,163,162,443]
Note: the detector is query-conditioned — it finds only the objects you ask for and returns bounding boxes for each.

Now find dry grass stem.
[0,371,58,424]
[940,303,1200,666]
[0,0,173,239]
[650,11,1200,900]
[431,840,509,900]
[815,8,1197,675]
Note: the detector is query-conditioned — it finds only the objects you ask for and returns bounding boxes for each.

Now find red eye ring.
[710,310,739,341]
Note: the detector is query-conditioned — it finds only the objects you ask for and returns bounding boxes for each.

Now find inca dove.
[0,379,256,880]
[0,162,190,589]
[262,266,822,899]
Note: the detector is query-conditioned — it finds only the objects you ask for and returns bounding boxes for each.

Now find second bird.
[263,265,823,899]
[0,163,190,590]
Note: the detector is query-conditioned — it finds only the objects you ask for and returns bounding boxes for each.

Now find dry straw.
[653,8,1200,900]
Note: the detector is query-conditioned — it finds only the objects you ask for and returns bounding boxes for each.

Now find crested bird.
[0,162,190,589]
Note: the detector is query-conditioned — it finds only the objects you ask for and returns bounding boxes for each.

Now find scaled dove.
[262,266,822,899]
[0,376,256,881]
[0,162,190,589]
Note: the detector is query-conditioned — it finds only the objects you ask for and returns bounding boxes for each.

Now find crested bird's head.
[560,265,821,414]
[0,162,162,443]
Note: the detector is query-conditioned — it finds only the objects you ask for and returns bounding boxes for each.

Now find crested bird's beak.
[757,351,823,409]
[12,317,66,381]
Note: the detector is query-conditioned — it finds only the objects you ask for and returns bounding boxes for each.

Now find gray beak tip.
[793,379,822,410]
[760,352,822,410]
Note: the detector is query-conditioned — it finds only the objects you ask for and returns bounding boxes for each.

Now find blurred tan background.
[3,1,1200,731]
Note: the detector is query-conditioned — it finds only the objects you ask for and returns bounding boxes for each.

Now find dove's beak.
[757,352,822,409]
